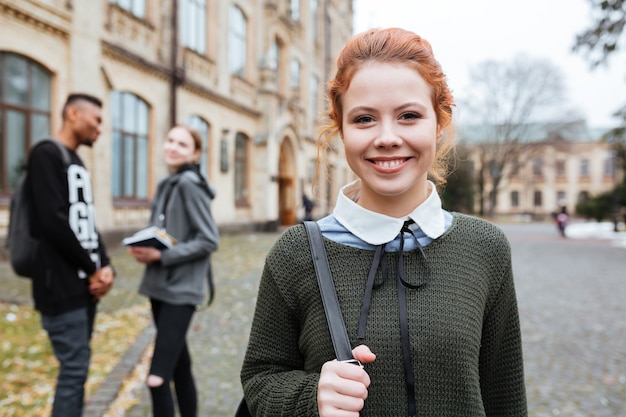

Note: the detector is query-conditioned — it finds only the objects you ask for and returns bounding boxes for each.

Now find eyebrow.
[346,101,429,117]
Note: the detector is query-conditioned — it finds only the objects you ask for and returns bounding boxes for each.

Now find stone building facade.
[460,125,621,220]
[0,0,354,240]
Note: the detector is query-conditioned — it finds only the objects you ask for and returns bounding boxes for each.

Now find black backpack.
[6,139,71,278]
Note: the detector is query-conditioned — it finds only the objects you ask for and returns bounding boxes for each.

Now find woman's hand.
[127,246,162,265]
[317,345,376,417]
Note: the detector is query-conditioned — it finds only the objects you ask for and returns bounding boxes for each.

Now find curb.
[83,323,155,417]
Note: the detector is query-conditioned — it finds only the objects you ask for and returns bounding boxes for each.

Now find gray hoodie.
[139,168,219,306]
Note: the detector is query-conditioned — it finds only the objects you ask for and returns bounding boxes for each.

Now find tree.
[459,54,573,217]
[440,144,475,214]
[574,1,626,230]
[573,0,626,120]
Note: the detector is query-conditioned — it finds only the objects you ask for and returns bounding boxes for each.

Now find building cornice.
[181,80,261,119]
[0,0,70,39]
[101,40,171,81]
[102,40,261,120]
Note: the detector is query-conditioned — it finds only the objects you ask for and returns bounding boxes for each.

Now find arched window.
[0,52,51,193]
[234,132,249,206]
[187,115,210,176]
[181,0,206,53]
[110,91,149,200]
[229,5,247,76]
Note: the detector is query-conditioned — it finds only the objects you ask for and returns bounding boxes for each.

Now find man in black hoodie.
[26,93,115,417]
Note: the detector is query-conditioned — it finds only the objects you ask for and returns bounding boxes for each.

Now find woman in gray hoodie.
[128,125,219,417]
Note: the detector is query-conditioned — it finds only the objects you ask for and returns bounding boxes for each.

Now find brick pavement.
[92,222,626,417]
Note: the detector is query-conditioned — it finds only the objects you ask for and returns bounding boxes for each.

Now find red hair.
[318,28,456,185]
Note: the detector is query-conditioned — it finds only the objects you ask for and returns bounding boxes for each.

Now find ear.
[66,105,79,122]
[193,149,202,163]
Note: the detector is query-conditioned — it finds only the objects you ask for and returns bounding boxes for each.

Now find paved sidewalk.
[92,222,626,417]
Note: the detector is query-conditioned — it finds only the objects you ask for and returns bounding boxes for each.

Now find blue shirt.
[317,179,453,252]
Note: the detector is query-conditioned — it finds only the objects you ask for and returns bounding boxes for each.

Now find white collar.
[332,179,447,245]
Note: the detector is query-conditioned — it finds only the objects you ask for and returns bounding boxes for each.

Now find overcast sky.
[353,0,626,128]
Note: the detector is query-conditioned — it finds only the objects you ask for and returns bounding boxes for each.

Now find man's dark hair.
[62,93,102,119]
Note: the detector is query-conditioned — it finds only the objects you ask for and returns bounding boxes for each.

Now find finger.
[352,345,376,364]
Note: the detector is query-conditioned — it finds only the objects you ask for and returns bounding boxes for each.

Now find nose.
[374,119,402,148]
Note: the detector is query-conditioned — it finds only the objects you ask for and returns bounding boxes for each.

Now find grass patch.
[0,301,150,416]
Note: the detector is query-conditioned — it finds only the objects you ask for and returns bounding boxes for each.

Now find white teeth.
[376,159,402,168]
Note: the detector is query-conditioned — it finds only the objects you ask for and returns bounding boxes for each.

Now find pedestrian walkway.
[91,221,625,417]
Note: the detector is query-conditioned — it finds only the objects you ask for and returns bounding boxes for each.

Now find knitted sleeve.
[478,227,528,416]
[240,228,322,417]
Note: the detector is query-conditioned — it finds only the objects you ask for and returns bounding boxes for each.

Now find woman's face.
[341,62,440,215]
[163,126,199,171]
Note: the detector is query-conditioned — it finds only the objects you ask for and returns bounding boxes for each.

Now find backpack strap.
[303,220,357,363]
[30,138,72,169]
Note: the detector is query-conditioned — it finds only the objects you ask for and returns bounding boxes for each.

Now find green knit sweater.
[241,213,527,416]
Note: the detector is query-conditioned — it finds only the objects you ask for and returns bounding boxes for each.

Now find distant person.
[556,206,569,237]
[302,193,315,221]
[128,125,219,417]
[27,93,115,417]
[240,28,527,416]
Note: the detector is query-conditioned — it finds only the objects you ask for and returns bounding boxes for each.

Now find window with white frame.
[234,132,249,205]
[181,0,206,53]
[532,157,543,176]
[556,159,566,177]
[268,38,279,70]
[310,0,318,38]
[310,75,318,123]
[187,115,210,175]
[510,191,519,207]
[229,6,247,76]
[109,0,146,19]
[291,0,300,20]
[110,91,149,200]
[290,58,300,89]
[604,155,615,177]
[0,52,51,193]
[580,158,590,176]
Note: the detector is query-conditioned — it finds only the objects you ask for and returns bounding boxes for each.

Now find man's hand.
[89,265,115,301]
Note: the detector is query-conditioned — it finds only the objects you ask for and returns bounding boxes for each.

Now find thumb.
[352,344,376,364]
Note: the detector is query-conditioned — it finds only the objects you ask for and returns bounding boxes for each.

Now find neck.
[357,183,431,218]
[56,127,79,151]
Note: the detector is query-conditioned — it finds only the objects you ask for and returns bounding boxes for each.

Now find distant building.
[459,122,621,220]
[0,0,354,241]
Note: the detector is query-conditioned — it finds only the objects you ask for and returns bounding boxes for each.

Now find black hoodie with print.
[26,140,111,315]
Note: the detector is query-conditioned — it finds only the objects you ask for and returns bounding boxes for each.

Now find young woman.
[240,28,527,416]
[128,125,219,417]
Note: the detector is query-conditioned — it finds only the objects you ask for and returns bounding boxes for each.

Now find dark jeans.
[41,304,96,417]
[149,299,197,417]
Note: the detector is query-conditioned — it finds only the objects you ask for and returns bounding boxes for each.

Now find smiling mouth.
[371,158,408,169]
